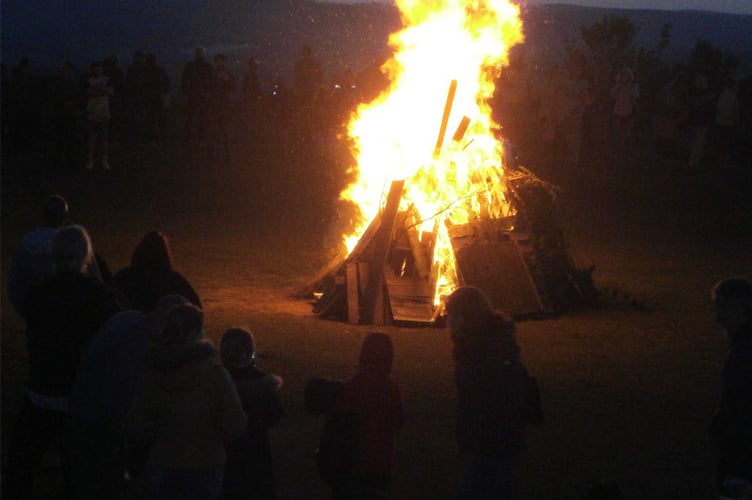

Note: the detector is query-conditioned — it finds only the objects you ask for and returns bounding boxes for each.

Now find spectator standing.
[713,77,741,167]
[2,225,125,500]
[709,277,752,498]
[331,332,404,498]
[7,194,69,315]
[181,47,214,145]
[444,286,539,500]
[125,304,248,500]
[610,67,639,158]
[125,51,148,143]
[114,230,202,313]
[144,53,171,141]
[209,53,236,163]
[103,55,125,143]
[85,61,114,170]
[242,58,264,139]
[49,62,82,170]
[63,294,190,500]
[687,72,716,169]
[220,327,284,500]
[8,57,38,152]
[294,45,323,112]
[653,69,690,161]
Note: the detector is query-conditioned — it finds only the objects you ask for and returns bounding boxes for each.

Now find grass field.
[2,127,751,499]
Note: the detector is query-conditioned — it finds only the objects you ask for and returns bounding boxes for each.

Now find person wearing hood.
[219,327,284,500]
[444,286,534,500]
[125,304,247,500]
[63,294,191,500]
[709,277,752,498]
[114,230,202,314]
[332,332,404,498]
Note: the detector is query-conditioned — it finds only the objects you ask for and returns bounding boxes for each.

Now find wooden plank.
[359,180,405,324]
[346,263,360,324]
[454,239,544,318]
[405,207,430,278]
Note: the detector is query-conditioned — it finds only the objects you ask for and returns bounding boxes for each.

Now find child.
[332,332,404,498]
[220,328,284,500]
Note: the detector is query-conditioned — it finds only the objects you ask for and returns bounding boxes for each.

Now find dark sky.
[316,0,752,15]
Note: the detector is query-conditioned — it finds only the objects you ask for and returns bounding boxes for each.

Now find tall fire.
[295,0,597,324]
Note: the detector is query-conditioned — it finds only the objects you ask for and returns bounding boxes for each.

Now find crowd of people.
[3,193,750,499]
[1,45,381,170]
[494,52,752,172]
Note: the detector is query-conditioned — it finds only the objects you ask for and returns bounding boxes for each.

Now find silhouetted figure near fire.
[294,45,323,112]
[114,230,202,314]
[709,277,752,499]
[653,68,690,162]
[242,58,264,139]
[209,53,235,163]
[144,53,171,141]
[444,286,542,500]
[182,47,214,146]
[8,57,39,153]
[103,55,125,143]
[49,61,82,170]
[125,51,148,144]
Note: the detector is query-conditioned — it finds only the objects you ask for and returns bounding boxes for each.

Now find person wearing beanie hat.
[126,305,247,500]
[220,327,284,500]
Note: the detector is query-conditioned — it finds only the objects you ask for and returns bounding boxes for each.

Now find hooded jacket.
[452,313,528,459]
[337,333,404,479]
[126,341,247,470]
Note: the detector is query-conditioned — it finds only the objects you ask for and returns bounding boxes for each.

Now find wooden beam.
[433,80,458,159]
[359,180,405,324]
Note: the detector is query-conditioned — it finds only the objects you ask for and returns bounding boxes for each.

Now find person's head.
[712,277,752,338]
[90,61,103,77]
[52,224,93,273]
[220,327,256,367]
[148,294,190,340]
[154,304,205,347]
[444,286,495,334]
[43,194,69,227]
[131,231,172,270]
[357,332,394,376]
[195,47,206,61]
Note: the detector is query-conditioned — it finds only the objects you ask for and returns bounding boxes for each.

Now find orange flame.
[341,0,524,303]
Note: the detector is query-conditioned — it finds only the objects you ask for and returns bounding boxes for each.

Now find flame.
[340,0,524,304]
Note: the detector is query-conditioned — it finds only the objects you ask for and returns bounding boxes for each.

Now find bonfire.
[294,0,597,324]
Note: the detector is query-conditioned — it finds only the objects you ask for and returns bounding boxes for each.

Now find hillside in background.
[2,0,751,85]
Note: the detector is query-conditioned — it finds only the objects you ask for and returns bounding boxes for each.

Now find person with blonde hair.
[3,224,125,500]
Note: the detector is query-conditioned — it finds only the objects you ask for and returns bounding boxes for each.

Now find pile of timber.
[290,167,598,325]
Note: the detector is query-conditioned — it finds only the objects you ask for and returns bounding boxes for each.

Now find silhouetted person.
[103,55,125,143]
[182,47,214,145]
[653,68,690,161]
[713,77,741,167]
[8,194,70,315]
[294,45,323,111]
[63,294,190,500]
[687,72,716,169]
[114,230,202,313]
[242,57,264,138]
[126,304,247,500]
[329,332,404,499]
[85,61,113,170]
[220,327,284,500]
[3,225,125,500]
[209,53,235,162]
[144,53,170,141]
[709,277,752,498]
[9,57,39,152]
[445,286,539,500]
[48,61,82,170]
[125,51,148,143]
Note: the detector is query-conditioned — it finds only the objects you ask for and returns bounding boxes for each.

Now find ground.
[2,130,751,499]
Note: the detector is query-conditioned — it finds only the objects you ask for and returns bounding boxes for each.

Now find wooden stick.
[433,79,458,159]
[452,116,471,142]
